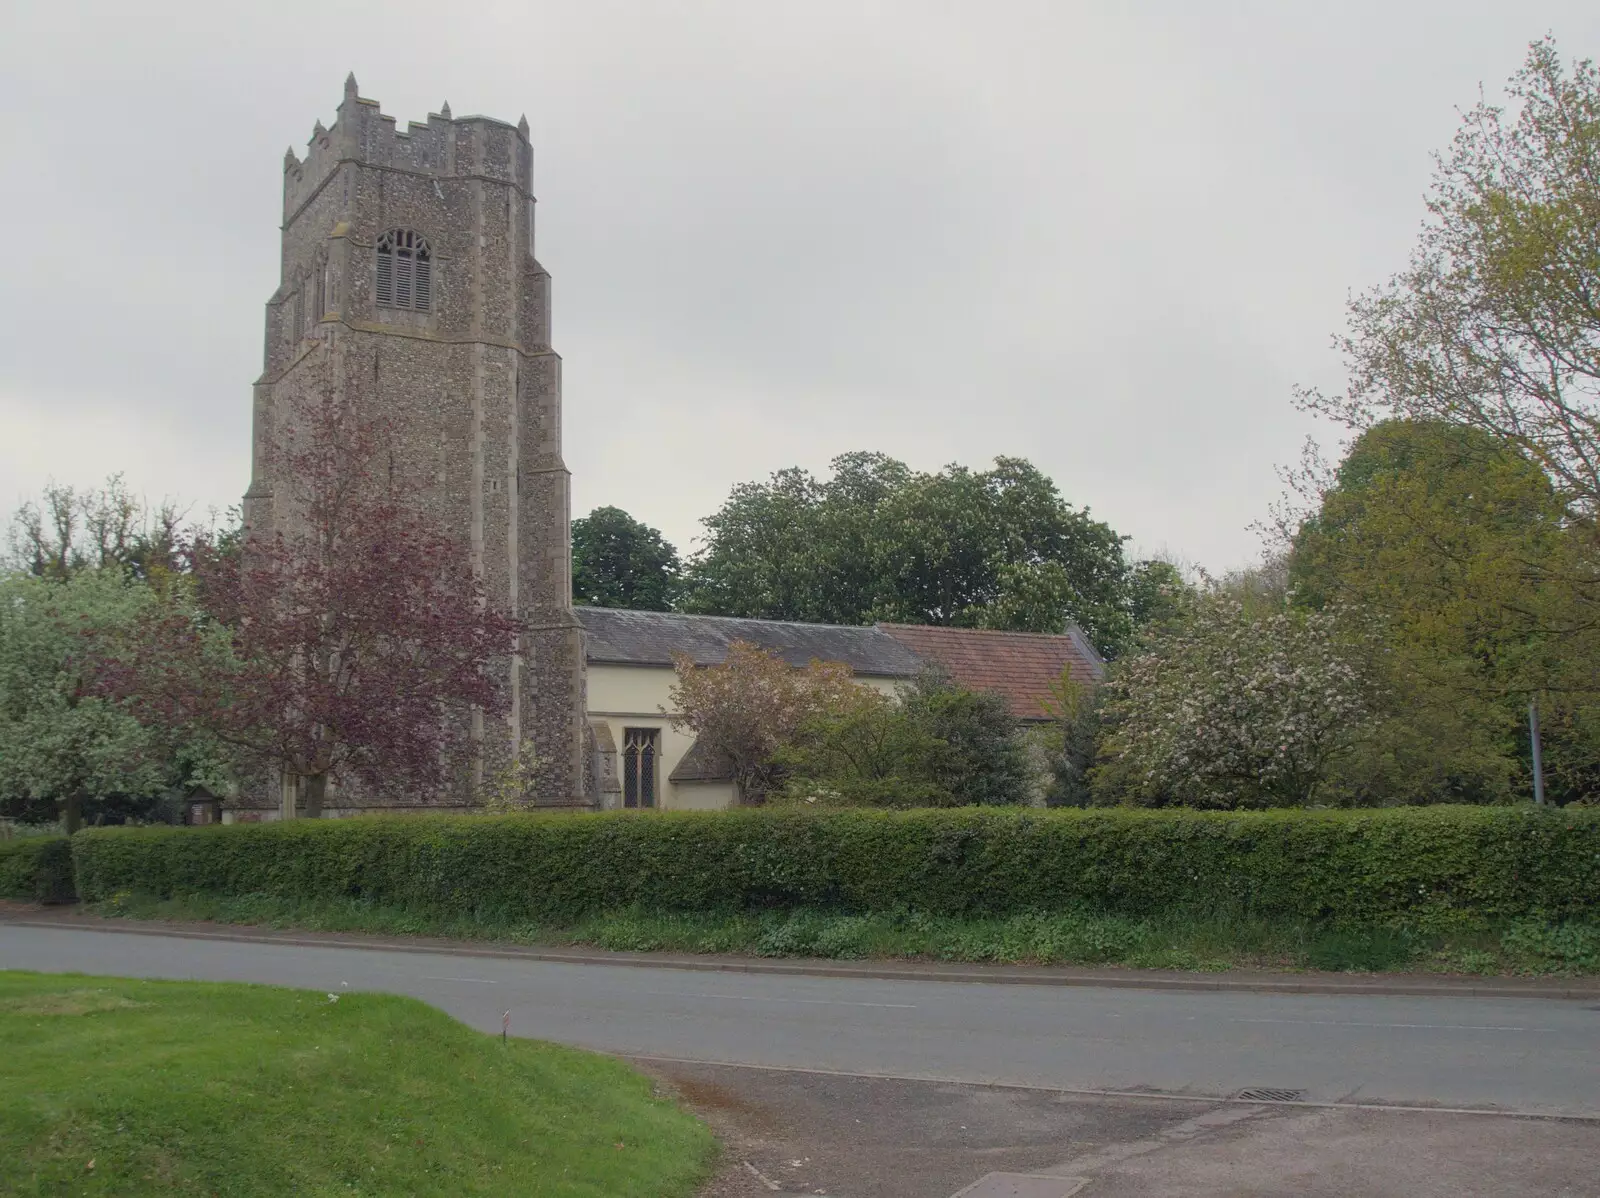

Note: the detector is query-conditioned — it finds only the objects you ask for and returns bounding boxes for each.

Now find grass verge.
[0,970,715,1196]
[82,891,1600,976]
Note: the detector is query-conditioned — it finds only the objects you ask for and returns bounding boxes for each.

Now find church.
[233,78,1101,820]
[243,76,587,815]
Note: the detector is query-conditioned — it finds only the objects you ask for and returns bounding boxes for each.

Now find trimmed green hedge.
[0,837,77,903]
[71,806,1600,924]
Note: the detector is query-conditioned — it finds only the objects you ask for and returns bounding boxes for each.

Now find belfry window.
[375,229,431,312]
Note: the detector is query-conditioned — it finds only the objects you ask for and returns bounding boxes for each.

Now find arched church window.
[375,229,432,312]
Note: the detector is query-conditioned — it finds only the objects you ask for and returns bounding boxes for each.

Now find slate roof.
[668,737,735,783]
[575,607,926,678]
[876,623,1104,721]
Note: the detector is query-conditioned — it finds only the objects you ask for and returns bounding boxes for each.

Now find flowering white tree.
[1095,595,1383,807]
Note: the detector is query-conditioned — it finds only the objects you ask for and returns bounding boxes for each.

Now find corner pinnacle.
[440,100,452,120]
[517,113,530,138]
[344,71,359,99]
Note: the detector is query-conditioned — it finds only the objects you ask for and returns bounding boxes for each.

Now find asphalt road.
[2,922,1596,1118]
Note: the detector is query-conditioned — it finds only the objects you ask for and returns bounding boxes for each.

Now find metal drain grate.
[1235,1087,1307,1103]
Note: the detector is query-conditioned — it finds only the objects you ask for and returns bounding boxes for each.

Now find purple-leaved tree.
[107,391,520,816]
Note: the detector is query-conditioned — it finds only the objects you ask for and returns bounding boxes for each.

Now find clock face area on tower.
[243,76,588,811]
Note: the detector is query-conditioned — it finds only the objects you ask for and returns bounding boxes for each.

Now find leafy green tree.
[677,453,899,626]
[1297,39,1600,756]
[1290,419,1589,802]
[571,506,682,611]
[1291,420,1565,679]
[1303,40,1600,523]
[1125,559,1193,635]
[0,569,224,831]
[1296,39,1600,803]
[1292,422,1564,622]
[681,453,1140,656]
[977,561,1084,636]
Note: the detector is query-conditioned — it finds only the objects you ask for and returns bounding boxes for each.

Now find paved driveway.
[659,1061,1600,1198]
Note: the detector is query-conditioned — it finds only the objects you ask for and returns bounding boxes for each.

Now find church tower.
[244,74,587,808]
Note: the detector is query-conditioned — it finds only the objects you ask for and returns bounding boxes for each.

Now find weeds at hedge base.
[77,891,1600,977]
[1302,927,1419,972]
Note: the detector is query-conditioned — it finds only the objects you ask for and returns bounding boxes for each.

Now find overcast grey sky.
[3,2,1598,572]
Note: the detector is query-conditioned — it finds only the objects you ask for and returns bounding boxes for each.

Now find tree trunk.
[61,793,84,835]
[304,772,328,819]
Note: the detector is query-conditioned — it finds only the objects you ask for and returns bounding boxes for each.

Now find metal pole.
[1529,698,1546,806]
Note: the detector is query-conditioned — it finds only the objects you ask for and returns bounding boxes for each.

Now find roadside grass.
[0,970,715,1197]
[81,891,1600,976]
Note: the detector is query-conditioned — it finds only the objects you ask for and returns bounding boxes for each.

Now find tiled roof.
[876,623,1104,721]
[576,607,926,677]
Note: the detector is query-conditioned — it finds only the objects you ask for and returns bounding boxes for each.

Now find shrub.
[70,805,1600,927]
[668,641,860,802]
[1035,671,1103,807]
[0,836,76,902]
[777,686,957,807]
[778,671,1033,809]
[899,671,1031,807]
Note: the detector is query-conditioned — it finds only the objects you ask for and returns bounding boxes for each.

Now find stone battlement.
[282,73,531,219]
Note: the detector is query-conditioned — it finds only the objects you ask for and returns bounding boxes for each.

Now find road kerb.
[3,910,1597,1001]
